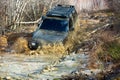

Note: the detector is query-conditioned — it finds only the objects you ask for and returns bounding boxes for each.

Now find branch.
[15,18,41,24]
[87,24,111,36]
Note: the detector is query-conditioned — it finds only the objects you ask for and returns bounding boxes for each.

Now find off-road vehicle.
[28,4,78,50]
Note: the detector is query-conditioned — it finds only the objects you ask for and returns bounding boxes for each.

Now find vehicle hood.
[32,29,68,44]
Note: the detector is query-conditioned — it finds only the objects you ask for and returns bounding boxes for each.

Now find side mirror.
[42,16,46,20]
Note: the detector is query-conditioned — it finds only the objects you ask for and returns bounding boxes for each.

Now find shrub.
[104,41,120,60]
[97,41,120,62]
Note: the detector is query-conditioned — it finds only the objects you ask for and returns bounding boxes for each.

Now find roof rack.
[46,4,76,18]
[57,4,74,8]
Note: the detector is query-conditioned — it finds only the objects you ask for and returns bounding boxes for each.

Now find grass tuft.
[104,41,120,60]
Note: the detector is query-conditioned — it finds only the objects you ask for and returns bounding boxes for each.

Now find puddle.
[0,52,101,79]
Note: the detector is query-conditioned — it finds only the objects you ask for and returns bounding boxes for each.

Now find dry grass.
[0,36,8,51]
[103,41,120,60]
[92,26,120,62]
[98,31,115,42]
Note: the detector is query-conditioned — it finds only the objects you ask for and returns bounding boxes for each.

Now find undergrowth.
[103,41,120,60]
[97,40,120,62]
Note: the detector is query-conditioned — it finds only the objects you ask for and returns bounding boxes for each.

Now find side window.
[69,17,73,29]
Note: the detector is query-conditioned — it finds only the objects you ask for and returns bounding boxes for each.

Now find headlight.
[28,40,39,50]
[31,42,36,46]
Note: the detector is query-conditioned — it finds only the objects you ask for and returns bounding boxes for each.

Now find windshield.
[39,18,69,32]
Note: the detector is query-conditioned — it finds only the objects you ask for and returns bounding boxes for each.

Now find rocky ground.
[0,11,120,80]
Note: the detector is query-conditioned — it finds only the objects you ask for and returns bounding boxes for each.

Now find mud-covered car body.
[28,5,78,50]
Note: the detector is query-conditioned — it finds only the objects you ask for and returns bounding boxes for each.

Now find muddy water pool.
[0,53,101,80]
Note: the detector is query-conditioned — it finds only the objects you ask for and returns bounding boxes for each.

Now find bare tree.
[0,0,46,31]
[112,0,120,12]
